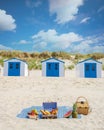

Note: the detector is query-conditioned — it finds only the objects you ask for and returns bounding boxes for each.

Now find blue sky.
[0,0,104,53]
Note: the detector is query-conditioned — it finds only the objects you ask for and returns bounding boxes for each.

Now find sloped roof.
[4,58,27,64]
[41,57,65,63]
[77,58,102,64]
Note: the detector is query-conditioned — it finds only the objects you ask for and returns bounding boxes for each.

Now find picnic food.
[44,110,51,115]
[28,109,38,115]
[50,108,58,115]
[27,109,38,120]
[63,110,72,118]
[40,109,58,115]
[32,109,38,115]
[72,103,78,118]
[40,110,50,115]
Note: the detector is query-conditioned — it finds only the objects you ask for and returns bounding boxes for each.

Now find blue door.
[84,63,96,78]
[8,62,20,76]
[46,62,59,77]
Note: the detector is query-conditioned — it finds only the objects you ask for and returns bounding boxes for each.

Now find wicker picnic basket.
[76,96,89,115]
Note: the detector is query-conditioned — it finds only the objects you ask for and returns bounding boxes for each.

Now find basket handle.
[76,96,88,104]
[89,107,92,113]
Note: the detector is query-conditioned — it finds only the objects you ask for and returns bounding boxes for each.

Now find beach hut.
[41,57,65,77]
[3,58,28,76]
[76,58,102,78]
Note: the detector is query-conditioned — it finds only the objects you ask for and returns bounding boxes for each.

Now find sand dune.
[0,70,104,130]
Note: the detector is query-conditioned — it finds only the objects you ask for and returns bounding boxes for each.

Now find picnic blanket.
[17,106,81,119]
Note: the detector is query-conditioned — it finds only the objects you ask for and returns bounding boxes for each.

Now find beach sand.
[0,70,104,130]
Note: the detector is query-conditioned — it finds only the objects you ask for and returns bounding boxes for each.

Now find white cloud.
[92,46,104,53]
[32,30,104,53]
[84,34,104,46]
[49,0,84,24]
[70,43,104,53]
[0,44,12,50]
[97,6,104,13]
[70,42,90,53]
[70,34,104,53]
[19,40,29,44]
[26,0,42,8]
[32,29,83,51]
[12,40,31,45]
[0,9,16,31]
[80,17,90,24]
[33,42,47,50]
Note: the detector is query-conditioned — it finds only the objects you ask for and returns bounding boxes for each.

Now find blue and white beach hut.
[76,58,102,78]
[3,58,28,76]
[41,57,65,77]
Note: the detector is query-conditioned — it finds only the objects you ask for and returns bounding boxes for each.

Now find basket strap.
[76,96,88,104]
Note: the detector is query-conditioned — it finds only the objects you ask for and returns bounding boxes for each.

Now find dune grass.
[0,50,104,70]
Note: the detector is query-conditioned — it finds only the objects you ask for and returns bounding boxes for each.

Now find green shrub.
[27,59,42,70]
[51,52,59,58]
[72,59,79,64]
[30,52,39,58]
[102,64,104,70]
[91,53,104,60]
[0,51,104,70]
[0,58,4,66]
[59,51,71,59]
[39,51,51,59]
[67,65,74,70]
